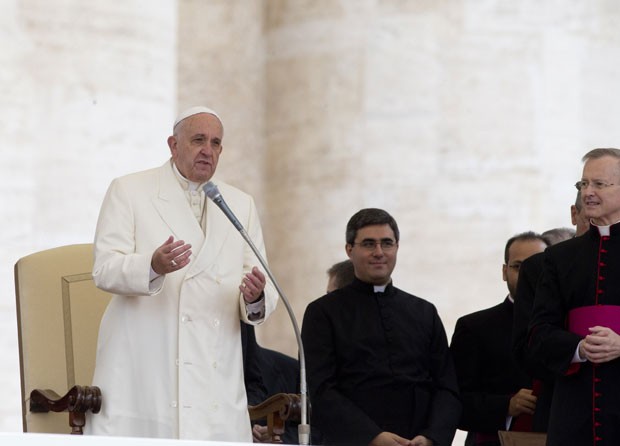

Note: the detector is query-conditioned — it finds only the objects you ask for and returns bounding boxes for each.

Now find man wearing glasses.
[528,148,620,446]
[450,231,548,446]
[301,208,461,446]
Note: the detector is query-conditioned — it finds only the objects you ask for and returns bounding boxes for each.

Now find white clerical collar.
[597,225,611,236]
[373,285,387,293]
[507,294,514,304]
[590,220,620,237]
[171,160,206,192]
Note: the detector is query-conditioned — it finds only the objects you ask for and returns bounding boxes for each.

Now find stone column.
[261,1,454,355]
[2,0,176,429]
[261,2,374,355]
[177,0,267,198]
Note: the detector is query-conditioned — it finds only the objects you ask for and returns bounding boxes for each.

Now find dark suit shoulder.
[319,284,435,309]
[545,231,589,258]
[456,299,512,327]
[521,251,545,271]
[305,289,342,311]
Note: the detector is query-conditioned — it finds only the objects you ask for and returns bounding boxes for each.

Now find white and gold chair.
[15,243,300,441]
[15,243,109,434]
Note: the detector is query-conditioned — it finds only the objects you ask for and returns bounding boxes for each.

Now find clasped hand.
[370,432,433,446]
[580,326,620,363]
[508,388,537,417]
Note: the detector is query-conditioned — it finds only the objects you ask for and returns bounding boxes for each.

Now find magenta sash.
[568,305,620,337]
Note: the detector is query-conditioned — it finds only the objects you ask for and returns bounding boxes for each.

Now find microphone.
[203,181,311,445]
[203,182,244,232]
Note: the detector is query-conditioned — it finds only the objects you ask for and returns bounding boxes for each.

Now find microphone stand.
[236,230,310,445]
[204,183,310,444]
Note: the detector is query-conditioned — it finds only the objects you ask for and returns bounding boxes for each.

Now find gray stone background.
[3,1,620,443]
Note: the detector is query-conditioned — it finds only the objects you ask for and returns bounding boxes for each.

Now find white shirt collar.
[171,160,206,192]
[373,285,387,293]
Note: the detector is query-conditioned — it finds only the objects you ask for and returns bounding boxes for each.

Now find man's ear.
[570,205,578,226]
[502,264,508,282]
[167,135,177,155]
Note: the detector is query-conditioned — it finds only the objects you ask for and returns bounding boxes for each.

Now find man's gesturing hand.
[151,236,192,275]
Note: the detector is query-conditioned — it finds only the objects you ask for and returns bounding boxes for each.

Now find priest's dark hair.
[503,231,549,264]
[346,208,400,245]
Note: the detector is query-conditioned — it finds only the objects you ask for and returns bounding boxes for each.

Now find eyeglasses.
[352,239,397,251]
[574,180,616,191]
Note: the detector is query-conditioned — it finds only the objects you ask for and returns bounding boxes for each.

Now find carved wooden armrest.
[248,393,301,444]
[29,385,102,434]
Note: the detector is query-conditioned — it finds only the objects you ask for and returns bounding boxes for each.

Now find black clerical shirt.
[301,278,461,446]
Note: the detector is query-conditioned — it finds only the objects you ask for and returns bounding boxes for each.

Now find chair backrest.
[14,244,112,433]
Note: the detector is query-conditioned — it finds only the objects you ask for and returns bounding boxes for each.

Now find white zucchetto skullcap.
[173,106,222,130]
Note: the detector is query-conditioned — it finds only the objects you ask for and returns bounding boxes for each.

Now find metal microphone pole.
[204,183,310,444]
[235,229,310,445]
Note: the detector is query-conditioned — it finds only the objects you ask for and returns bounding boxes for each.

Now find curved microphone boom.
[203,181,310,445]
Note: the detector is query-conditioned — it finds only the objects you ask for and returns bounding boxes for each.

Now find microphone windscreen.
[203,181,220,200]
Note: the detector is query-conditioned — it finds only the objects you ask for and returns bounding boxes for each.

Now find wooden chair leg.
[267,412,284,443]
[69,412,85,435]
[249,393,302,443]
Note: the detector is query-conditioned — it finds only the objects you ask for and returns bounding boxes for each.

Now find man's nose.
[199,144,214,155]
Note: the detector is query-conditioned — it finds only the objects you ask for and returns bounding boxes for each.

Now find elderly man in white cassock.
[86,106,278,441]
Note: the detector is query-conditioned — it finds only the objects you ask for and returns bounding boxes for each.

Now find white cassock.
[86,160,277,441]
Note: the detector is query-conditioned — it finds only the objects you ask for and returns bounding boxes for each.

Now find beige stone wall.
[1,0,177,431]
[4,1,620,442]
[251,1,620,360]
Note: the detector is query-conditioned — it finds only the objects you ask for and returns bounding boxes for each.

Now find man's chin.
[192,171,214,183]
[369,275,390,285]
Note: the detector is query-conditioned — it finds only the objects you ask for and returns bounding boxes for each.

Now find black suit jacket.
[512,251,553,432]
[513,252,546,373]
[451,298,532,445]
